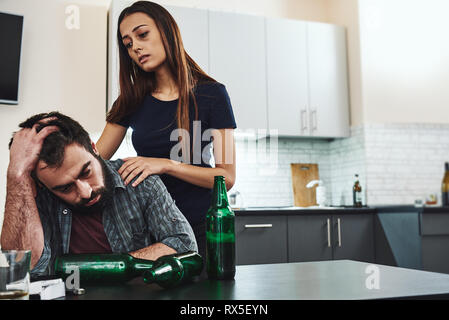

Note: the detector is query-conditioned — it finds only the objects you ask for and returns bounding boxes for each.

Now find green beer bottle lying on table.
[206,176,236,280]
[143,251,203,288]
[54,253,154,283]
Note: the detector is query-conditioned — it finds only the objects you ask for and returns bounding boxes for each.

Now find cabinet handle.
[327,218,331,248]
[337,218,342,247]
[301,109,307,132]
[311,109,318,131]
[244,224,273,229]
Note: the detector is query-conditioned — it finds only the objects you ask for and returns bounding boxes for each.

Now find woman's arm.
[167,128,236,190]
[119,128,236,190]
[96,122,127,160]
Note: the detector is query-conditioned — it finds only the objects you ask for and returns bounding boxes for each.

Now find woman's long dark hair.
[107,1,215,161]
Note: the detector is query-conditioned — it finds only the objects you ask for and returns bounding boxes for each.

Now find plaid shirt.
[31,159,198,276]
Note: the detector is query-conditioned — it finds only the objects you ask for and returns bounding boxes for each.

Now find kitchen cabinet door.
[235,215,288,265]
[420,212,449,274]
[209,11,267,132]
[266,17,309,136]
[332,214,375,262]
[166,6,209,73]
[288,215,333,262]
[307,22,350,138]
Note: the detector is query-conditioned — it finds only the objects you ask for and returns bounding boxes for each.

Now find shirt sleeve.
[108,102,132,128]
[116,114,131,129]
[208,83,237,129]
[141,175,198,253]
[30,192,55,276]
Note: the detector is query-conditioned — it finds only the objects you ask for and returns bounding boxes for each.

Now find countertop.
[234,205,376,216]
[66,260,449,300]
[233,205,449,216]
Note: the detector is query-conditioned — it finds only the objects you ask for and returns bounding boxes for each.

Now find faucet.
[306,180,327,207]
[228,191,244,208]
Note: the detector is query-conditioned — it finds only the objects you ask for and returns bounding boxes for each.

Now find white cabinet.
[209,11,268,132]
[165,6,209,74]
[308,22,349,138]
[266,18,350,138]
[266,18,309,136]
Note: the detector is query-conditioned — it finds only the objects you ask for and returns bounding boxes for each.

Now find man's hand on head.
[8,117,59,180]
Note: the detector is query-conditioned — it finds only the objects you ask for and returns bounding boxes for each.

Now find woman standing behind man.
[96,1,237,261]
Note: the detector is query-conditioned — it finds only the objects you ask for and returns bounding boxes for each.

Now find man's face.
[36,142,110,213]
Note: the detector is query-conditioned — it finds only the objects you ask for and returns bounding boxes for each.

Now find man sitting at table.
[1,112,198,276]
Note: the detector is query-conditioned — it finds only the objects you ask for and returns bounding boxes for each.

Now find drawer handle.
[337,218,342,247]
[244,224,273,229]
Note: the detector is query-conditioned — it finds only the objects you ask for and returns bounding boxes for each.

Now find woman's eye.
[125,42,132,49]
[139,32,148,38]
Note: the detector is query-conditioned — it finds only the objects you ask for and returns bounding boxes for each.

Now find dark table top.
[67,260,449,300]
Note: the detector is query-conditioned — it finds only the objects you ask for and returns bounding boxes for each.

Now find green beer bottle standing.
[206,176,236,280]
[143,251,203,288]
[54,253,154,283]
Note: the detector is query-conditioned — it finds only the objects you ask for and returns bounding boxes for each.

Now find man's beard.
[66,157,114,215]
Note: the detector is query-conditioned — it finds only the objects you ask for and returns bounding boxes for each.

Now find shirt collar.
[102,159,126,190]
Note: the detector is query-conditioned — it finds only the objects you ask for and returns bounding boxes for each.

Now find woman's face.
[120,12,167,72]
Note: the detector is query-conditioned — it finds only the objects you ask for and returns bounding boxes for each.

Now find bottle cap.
[72,288,85,295]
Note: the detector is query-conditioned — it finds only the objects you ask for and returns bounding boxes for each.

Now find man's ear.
[91,141,100,156]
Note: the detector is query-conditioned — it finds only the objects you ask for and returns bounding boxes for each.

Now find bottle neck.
[211,177,229,209]
[129,255,154,277]
[143,263,175,284]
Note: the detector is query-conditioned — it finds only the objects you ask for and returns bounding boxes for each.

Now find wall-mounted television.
[0,12,24,105]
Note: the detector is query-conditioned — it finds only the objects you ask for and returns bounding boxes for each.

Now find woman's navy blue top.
[116,82,237,227]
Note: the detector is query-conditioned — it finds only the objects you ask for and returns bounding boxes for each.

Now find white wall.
[359,0,449,124]
[0,0,108,229]
[326,0,363,127]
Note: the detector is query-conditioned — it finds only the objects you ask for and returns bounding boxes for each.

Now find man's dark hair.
[9,111,95,168]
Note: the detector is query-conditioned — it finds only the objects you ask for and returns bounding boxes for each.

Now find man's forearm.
[129,243,176,261]
[1,173,44,268]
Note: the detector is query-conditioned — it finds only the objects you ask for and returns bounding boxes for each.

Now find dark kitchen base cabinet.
[235,213,375,266]
[420,212,449,274]
[235,215,288,265]
[287,214,332,262]
[288,214,375,263]
[235,207,449,273]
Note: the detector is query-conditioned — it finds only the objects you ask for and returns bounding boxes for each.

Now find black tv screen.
[0,12,24,105]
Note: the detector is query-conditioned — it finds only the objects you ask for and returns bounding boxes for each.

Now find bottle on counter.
[442,162,449,207]
[206,176,236,280]
[353,174,363,208]
[143,251,203,288]
[54,253,154,284]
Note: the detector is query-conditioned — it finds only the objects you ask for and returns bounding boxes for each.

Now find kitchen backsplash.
[230,126,366,207]
[363,123,449,205]
[93,123,449,207]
